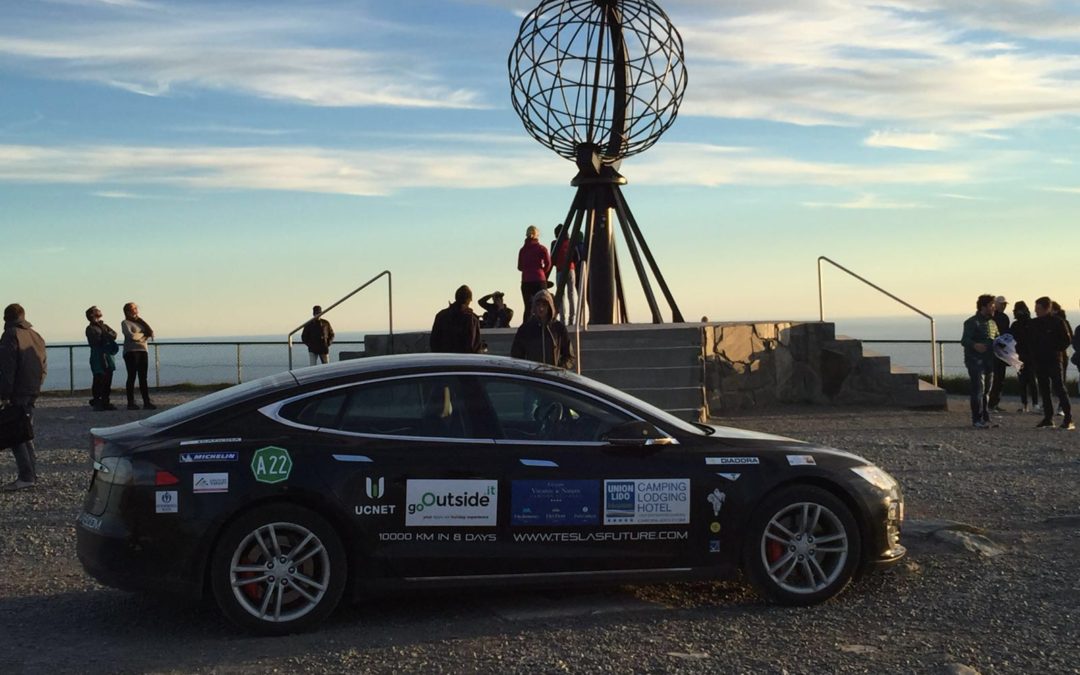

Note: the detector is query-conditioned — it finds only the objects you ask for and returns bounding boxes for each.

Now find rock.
[839,644,879,654]
[666,652,710,660]
[934,530,1005,557]
[943,664,981,675]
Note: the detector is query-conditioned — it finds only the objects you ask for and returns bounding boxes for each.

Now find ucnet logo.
[366,477,384,499]
[355,477,396,516]
[408,485,495,515]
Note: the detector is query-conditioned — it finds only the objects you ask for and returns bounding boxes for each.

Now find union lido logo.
[251,446,293,484]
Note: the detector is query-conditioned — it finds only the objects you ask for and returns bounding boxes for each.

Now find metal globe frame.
[509,0,687,324]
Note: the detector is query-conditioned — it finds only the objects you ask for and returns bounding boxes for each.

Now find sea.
[38,316,988,393]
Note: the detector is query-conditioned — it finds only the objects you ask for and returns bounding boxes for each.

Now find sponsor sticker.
[709,521,721,533]
[604,478,690,526]
[251,446,292,484]
[707,489,726,517]
[512,480,599,526]
[355,476,397,516]
[378,531,497,543]
[512,530,689,543]
[709,540,721,553]
[155,490,178,514]
[405,479,498,527]
[716,472,741,482]
[705,457,760,465]
[78,512,102,530]
[193,472,229,494]
[179,438,242,446]
[787,454,817,466]
[180,451,239,463]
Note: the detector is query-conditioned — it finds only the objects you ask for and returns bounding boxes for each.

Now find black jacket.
[430,303,482,354]
[477,294,514,329]
[1008,317,1035,364]
[0,319,47,400]
[301,318,335,355]
[1030,315,1071,371]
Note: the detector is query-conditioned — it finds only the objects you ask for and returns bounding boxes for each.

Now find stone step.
[892,378,948,410]
[582,365,702,390]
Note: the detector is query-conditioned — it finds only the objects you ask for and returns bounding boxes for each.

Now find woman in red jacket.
[517,225,551,324]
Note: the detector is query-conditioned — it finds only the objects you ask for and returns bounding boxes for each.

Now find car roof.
[290,353,567,385]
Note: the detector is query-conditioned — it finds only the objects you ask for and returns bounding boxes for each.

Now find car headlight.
[851,465,898,492]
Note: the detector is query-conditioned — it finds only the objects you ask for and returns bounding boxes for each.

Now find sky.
[1,0,1079,343]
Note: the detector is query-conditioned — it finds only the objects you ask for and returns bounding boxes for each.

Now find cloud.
[802,194,928,209]
[0,5,485,109]
[1040,186,1080,194]
[864,131,954,151]
[0,140,979,196]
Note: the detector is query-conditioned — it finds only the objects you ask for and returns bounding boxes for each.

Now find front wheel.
[210,504,346,635]
[743,485,861,606]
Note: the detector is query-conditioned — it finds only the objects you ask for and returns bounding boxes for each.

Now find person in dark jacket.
[0,303,47,491]
[511,290,575,370]
[1051,302,1072,399]
[430,285,483,354]
[987,295,1010,411]
[85,306,118,411]
[517,225,552,324]
[301,305,335,366]
[550,223,577,325]
[1009,301,1039,413]
[478,291,514,329]
[960,294,998,428]
[1031,296,1073,430]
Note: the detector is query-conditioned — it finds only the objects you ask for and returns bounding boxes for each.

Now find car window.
[279,392,347,428]
[480,377,632,442]
[326,375,473,439]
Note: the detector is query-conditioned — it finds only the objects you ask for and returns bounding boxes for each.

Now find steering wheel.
[537,402,564,439]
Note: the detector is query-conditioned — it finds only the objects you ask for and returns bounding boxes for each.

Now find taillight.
[91,436,106,462]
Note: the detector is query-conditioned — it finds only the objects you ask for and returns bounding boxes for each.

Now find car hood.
[704,424,870,465]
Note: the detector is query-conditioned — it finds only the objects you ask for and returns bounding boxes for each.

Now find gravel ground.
[1,393,1077,674]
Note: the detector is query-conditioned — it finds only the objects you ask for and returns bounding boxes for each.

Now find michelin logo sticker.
[406,479,498,527]
[604,479,690,525]
[180,451,239,463]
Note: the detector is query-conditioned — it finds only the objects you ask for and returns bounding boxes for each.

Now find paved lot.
[1,393,1077,674]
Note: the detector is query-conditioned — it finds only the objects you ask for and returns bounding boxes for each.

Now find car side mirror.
[602,420,672,446]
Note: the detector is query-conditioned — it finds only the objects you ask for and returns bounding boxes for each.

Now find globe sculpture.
[509,0,687,324]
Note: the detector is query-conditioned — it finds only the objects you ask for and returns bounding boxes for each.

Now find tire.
[743,485,861,606]
[210,504,347,635]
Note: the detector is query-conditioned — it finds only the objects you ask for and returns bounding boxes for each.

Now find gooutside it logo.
[366,477,384,499]
[251,446,292,484]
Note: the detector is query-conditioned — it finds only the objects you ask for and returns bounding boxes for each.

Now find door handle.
[519,458,559,468]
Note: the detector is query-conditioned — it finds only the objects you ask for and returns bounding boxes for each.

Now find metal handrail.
[287,270,393,370]
[817,256,939,385]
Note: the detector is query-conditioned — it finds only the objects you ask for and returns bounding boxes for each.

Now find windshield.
[140,372,297,428]
[550,368,706,436]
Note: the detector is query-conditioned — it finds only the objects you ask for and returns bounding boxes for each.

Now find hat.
[994,296,1006,304]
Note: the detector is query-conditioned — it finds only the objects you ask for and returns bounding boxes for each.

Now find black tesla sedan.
[77,354,905,634]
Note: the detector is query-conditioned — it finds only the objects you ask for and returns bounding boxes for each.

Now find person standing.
[960,294,999,429]
[511,290,575,370]
[1031,296,1073,430]
[121,302,156,410]
[430,285,483,353]
[987,295,1010,412]
[478,291,514,329]
[85,306,118,411]
[0,304,47,491]
[517,225,551,324]
[550,223,577,325]
[1051,302,1073,407]
[1009,301,1039,413]
[301,305,335,365]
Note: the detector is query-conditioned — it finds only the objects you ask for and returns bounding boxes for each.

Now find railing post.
[154,343,160,388]
[387,272,394,355]
[929,319,938,386]
[237,344,242,384]
[939,342,945,381]
[287,336,293,370]
[817,257,824,321]
[68,346,75,393]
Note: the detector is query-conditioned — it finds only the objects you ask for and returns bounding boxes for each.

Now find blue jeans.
[966,362,992,424]
[10,397,36,483]
[555,269,577,325]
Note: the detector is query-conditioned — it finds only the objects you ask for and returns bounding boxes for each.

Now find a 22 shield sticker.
[251,446,293,484]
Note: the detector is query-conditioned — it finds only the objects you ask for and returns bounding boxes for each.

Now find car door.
[271,373,511,580]
[473,373,700,575]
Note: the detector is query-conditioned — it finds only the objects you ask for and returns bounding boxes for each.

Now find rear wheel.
[743,485,861,606]
[210,504,346,635]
